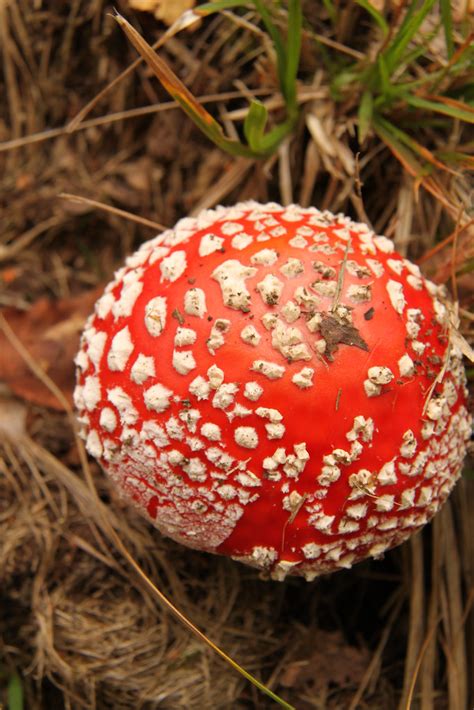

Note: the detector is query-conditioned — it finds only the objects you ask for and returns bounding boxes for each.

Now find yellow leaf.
[128,0,196,26]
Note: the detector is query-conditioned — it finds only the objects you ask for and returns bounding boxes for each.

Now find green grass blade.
[196,0,250,13]
[378,68,448,95]
[7,674,23,710]
[356,0,389,37]
[284,0,303,114]
[115,13,258,157]
[358,90,373,143]
[373,115,428,176]
[258,118,295,152]
[395,33,439,69]
[440,0,454,58]
[376,54,391,96]
[406,95,474,123]
[322,0,337,25]
[243,100,268,151]
[457,258,474,276]
[373,116,458,173]
[331,69,363,96]
[383,0,437,74]
[436,150,474,168]
[253,0,287,97]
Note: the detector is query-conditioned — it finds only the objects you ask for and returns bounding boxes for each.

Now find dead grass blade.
[114,13,256,158]
[278,138,293,206]
[59,193,167,232]
[399,534,425,709]
[441,502,468,710]
[0,89,274,154]
[420,514,443,710]
[372,118,459,213]
[455,480,474,704]
[406,614,442,710]
[0,216,61,262]
[189,157,254,214]
[348,593,404,710]
[416,219,474,266]
[67,8,201,131]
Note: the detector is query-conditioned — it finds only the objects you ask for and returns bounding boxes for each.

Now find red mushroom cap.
[74,202,471,581]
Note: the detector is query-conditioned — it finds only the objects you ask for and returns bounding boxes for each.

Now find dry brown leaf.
[0,395,27,440]
[279,629,370,691]
[0,288,102,410]
[128,0,196,26]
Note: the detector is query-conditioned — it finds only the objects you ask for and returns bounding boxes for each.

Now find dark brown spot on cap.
[320,314,369,359]
[172,308,185,325]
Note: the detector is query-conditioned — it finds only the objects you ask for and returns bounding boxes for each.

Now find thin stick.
[400,535,425,709]
[59,193,167,231]
[189,158,253,215]
[0,216,60,262]
[0,89,274,154]
[67,9,202,131]
[278,138,293,206]
[348,594,404,710]
[450,209,463,303]
[442,503,468,710]
[416,219,474,265]
[405,615,443,710]
[331,237,352,312]
[421,514,442,710]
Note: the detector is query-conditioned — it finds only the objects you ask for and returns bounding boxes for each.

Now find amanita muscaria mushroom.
[74,202,471,581]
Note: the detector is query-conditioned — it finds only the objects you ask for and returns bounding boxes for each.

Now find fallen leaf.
[280,629,370,691]
[0,288,102,410]
[0,396,27,441]
[128,0,196,26]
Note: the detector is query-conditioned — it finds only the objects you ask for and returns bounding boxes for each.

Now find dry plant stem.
[348,594,404,710]
[394,175,414,256]
[0,216,60,262]
[406,613,443,710]
[420,515,442,710]
[113,13,259,158]
[441,502,468,710]
[399,534,425,709]
[66,12,197,131]
[0,89,274,153]
[451,213,461,303]
[299,138,320,207]
[188,157,254,214]
[222,88,326,121]
[278,138,293,206]
[59,193,167,232]
[350,154,372,228]
[455,481,474,705]
[0,5,21,144]
[0,314,295,710]
[0,86,326,158]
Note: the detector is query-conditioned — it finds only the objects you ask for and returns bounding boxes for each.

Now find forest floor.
[0,2,473,709]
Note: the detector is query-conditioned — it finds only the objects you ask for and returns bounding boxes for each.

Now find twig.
[331,237,352,312]
[67,9,202,131]
[0,89,274,154]
[416,219,474,266]
[400,534,425,709]
[348,594,404,710]
[59,193,167,231]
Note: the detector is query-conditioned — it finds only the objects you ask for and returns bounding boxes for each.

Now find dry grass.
[0,2,473,709]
